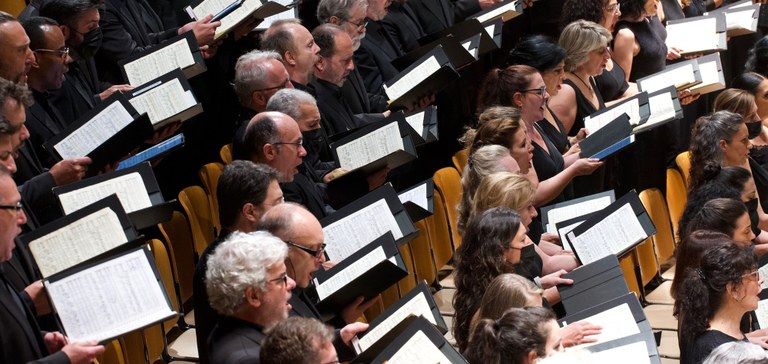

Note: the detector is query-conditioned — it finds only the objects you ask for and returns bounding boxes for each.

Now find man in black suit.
[261,19,321,93]
[354,0,403,95]
[205,230,296,364]
[193,161,283,364]
[407,0,486,36]
[0,167,104,363]
[380,0,426,53]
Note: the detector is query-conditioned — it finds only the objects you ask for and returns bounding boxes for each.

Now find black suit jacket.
[341,68,389,115]
[26,91,67,169]
[354,20,404,95]
[380,2,426,53]
[208,316,265,364]
[287,288,357,361]
[54,59,111,124]
[193,230,230,364]
[281,166,330,220]
[313,79,361,137]
[407,0,480,36]
[96,0,180,83]
[15,145,60,225]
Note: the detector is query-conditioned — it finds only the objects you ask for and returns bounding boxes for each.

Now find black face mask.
[515,244,540,279]
[73,27,102,60]
[302,128,325,157]
[747,121,763,139]
[746,198,760,236]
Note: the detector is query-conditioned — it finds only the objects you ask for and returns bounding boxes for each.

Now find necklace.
[570,72,594,95]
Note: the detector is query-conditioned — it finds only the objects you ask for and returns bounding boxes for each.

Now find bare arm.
[548,83,578,135]
[613,28,637,83]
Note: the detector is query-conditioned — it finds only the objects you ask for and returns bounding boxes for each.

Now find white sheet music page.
[58,172,153,214]
[565,303,641,348]
[475,1,519,23]
[666,17,718,53]
[569,203,647,264]
[640,93,676,130]
[725,8,758,32]
[483,23,497,39]
[557,220,584,251]
[585,99,641,132]
[123,39,195,86]
[314,245,387,300]
[398,183,428,210]
[545,196,612,234]
[358,293,436,352]
[588,340,650,363]
[405,110,425,135]
[46,249,175,342]
[384,55,441,102]
[336,122,404,171]
[54,100,134,160]
[29,207,128,277]
[193,0,246,36]
[256,0,296,29]
[387,330,452,364]
[129,78,197,125]
[756,299,768,328]
[323,198,403,261]
[639,64,696,93]
[691,57,723,93]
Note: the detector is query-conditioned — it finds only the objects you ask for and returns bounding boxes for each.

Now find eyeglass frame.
[285,240,326,259]
[605,2,619,13]
[0,201,23,215]
[742,270,761,282]
[268,272,289,286]
[344,18,368,31]
[272,139,304,148]
[252,78,292,93]
[521,86,547,97]
[34,47,70,61]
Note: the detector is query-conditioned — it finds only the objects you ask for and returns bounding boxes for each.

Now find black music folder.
[419,18,497,56]
[637,59,702,93]
[392,34,477,72]
[579,113,634,160]
[44,242,177,343]
[557,255,630,316]
[52,163,175,230]
[321,184,418,261]
[481,17,504,48]
[471,0,523,23]
[351,315,468,364]
[118,32,206,86]
[565,191,656,265]
[632,86,683,133]
[688,52,726,96]
[585,92,650,132]
[554,211,599,251]
[384,46,460,110]
[352,281,448,354]
[308,232,408,314]
[42,93,154,174]
[398,179,435,222]
[586,332,661,363]
[665,12,727,55]
[330,115,418,176]
[190,0,293,40]
[404,106,439,145]
[125,69,204,130]
[707,0,760,37]
[540,190,616,234]
[19,194,139,278]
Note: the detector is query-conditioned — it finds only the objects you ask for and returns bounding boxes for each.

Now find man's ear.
[328,15,342,26]
[263,143,277,161]
[525,351,537,364]
[245,287,261,308]
[58,24,70,40]
[241,203,261,224]
[284,50,297,67]
[314,56,326,73]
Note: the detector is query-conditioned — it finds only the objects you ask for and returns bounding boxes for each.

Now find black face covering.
[747,121,763,139]
[73,27,103,60]
[301,128,324,157]
[515,244,540,279]
[746,198,760,237]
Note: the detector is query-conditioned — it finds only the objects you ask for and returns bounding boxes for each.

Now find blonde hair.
[713,88,756,121]
[470,172,536,224]
[461,106,525,155]
[472,274,544,332]
[559,20,612,72]
[458,145,514,234]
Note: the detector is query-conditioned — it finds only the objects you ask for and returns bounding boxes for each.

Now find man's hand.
[98,84,133,101]
[366,168,389,191]
[322,168,348,184]
[340,296,380,324]
[340,322,369,345]
[24,280,51,315]
[179,14,220,47]
[50,157,92,186]
[43,332,67,354]
[61,340,105,364]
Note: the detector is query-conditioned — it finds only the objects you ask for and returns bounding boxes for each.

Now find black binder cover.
[118,32,206,84]
[666,12,727,55]
[392,35,476,72]
[125,69,204,130]
[587,92,650,128]
[352,316,468,364]
[633,86,683,134]
[330,116,418,176]
[567,190,656,265]
[404,105,439,145]
[557,254,630,316]
[321,184,419,252]
[43,93,154,174]
[637,59,702,93]
[707,1,760,37]
[398,178,435,222]
[471,0,523,23]
[540,190,616,230]
[19,194,139,277]
[418,18,497,56]
[308,232,408,313]
[44,242,177,344]
[587,331,660,361]
[52,162,173,229]
[579,113,633,159]
[192,0,292,40]
[384,46,460,110]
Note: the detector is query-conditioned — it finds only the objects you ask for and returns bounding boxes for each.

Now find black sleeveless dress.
[532,122,574,204]
[595,61,629,103]
[537,106,569,154]
[614,16,668,82]
[562,78,607,197]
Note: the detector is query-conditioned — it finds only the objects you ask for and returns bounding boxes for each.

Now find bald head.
[236,112,307,182]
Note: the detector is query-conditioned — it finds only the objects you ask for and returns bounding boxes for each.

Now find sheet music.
[358,293,437,352]
[58,172,153,214]
[336,122,405,171]
[194,0,251,36]
[54,100,134,159]
[129,78,197,125]
[585,100,641,132]
[256,0,296,29]
[640,93,676,129]
[123,38,195,86]
[475,1,519,23]
[564,303,641,348]
[545,196,612,233]
[387,330,452,364]
[558,220,584,251]
[588,340,650,362]
[323,198,403,261]
[691,57,723,93]
[405,110,425,135]
[398,183,428,211]
[483,23,497,39]
[384,55,441,102]
[569,203,647,264]
[314,245,387,300]
[725,8,758,32]
[46,249,175,342]
[756,299,768,328]
[461,40,479,59]
[29,207,128,277]
[666,17,719,53]
[759,263,768,290]
[639,63,696,93]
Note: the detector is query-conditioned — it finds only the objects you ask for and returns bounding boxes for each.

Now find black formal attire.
[595,62,629,103]
[207,316,265,364]
[193,229,230,364]
[281,166,331,220]
[614,17,667,82]
[354,20,404,95]
[532,123,573,204]
[54,59,112,124]
[342,68,389,115]
[407,0,481,36]
[537,108,569,154]
[0,269,69,364]
[288,287,356,361]
[680,330,747,364]
[563,78,606,197]
[15,145,60,225]
[313,79,371,137]
[232,106,259,159]
[18,0,44,21]
[96,0,180,84]
[661,0,686,21]
[380,2,427,53]
[26,90,68,168]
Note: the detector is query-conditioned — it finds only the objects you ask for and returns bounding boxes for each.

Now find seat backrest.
[428,187,455,272]
[148,239,181,326]
[199,162,223,233]
[178,186,216,256]
[675,151,691,187]
[640,188,676,265]
[119,331,146,364]
[452,149,468,174]
[397,243,417,297]
[220,143,233,164]
[635,236,659,287]
[409,220,437,286]
[619,252,642,299]
[159,211,196,306]
[433,167,463,251]
[95,340,125,364]
[666,169,687,244]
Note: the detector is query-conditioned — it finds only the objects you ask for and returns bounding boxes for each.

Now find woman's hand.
[560,321,602,347]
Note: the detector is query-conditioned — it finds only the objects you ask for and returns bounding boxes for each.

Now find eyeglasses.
[0,201,23,215]
[605,2,619,13]
[522,86,547,97]
[273,139,304,148]
[253,78,291,93]
[268,272,288,286]
[34,47,70,61]
[345,18,368,31]
[285,240,326,259]
[742,270,761,282]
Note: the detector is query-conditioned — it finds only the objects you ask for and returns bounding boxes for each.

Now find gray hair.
[317,0,368,24]
[260,317,335,364]
[266,89,316,121]
[702,341,768,364]
[0,78,32,136]
[234,50,283,106]
[457,145,513,234]
[205,231,288,316]
[559,19,612,72]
